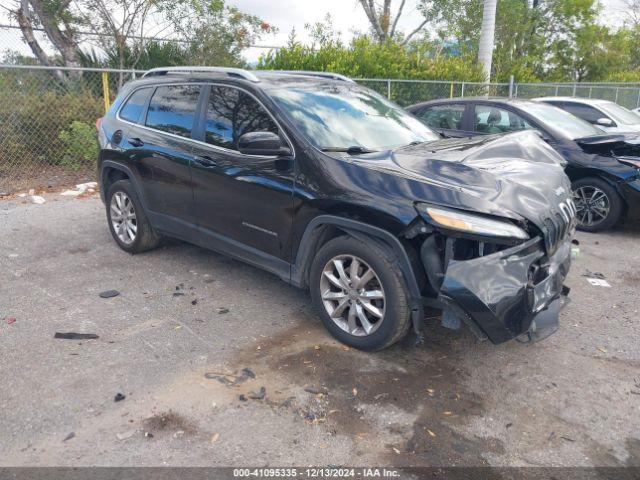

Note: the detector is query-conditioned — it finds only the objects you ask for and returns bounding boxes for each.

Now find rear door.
[190,84,295,261]
[124,84,202,226]
[472,103,535,135]
[412,103,472,137]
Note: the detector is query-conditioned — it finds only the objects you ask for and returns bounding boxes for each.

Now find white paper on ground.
[587,278,611,287]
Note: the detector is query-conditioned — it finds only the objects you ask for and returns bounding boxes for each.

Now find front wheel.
[572,177,623,232]
[309,236,412,351]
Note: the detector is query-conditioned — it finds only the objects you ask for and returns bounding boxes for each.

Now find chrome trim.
[115,82,296,161]
[142,66,260,83]
[270,70,355,83]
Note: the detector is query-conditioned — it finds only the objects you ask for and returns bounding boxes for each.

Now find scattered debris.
[99,290,120,299]
[114,393,126,402]
[191,299,198,305]
[63,432,75,442]
[506,423,513,429]
[173,430,185,439]
[218,307,229,314]
[210,433,220,443]
[583,270,606,279]
[116,430,135,440]
[144,432,154,439]
[204,367,255,386]
[586,278,611,287]
[392,447,401,454]
[5,317,16,325]
[239,394,247,402]
[597,346,608,353]
[29,195,46,204]
[352,387,358,396]
[173,292,185,297]
[247,387,266,400]
[204,278,215,284]
[304,385,328,395]
[548,431,556,441]
[61,182,97,197]
[560,436,575,442]
[571,239,580,245]
[426,429,437,438]
[54,332,99,340]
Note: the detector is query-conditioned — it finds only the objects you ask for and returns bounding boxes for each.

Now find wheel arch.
[100,161,147,209]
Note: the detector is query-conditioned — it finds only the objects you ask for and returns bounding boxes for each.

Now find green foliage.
[159,0,276,67]
[258,36,483,81]
[58,121,99,171]
[0,71,103,170]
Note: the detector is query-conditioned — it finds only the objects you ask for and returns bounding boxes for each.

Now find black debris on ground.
[247,387,266,400]
[114,393,126,402]
[54,332,99,340]
[99,290,120,299]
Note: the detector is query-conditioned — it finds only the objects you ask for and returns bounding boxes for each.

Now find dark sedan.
[407,97,640,232]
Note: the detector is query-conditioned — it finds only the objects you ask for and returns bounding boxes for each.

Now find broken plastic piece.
[54,332,99,340]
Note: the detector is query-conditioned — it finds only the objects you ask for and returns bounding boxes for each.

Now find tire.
[572,177,623,232]
[309,235,412,351]
[106,179,161,253]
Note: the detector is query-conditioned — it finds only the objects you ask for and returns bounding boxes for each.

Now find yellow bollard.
[450,83,454,98]
[101,71,111,113]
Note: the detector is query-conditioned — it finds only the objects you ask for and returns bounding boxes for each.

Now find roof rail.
[142,66,260,83]
[274,70,355,83]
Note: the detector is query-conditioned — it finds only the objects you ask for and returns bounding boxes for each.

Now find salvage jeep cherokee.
[97,67,576,351]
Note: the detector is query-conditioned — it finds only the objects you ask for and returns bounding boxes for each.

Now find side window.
[145,85,200,138]
[204,86,279,151]
[562,102,606,124]
[119,88,151,123]
[474,105,532,134]
[417,104,465,130]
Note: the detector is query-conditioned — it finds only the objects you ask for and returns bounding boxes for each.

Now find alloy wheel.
[573,186,610,228]
[110,191,137,245]
[319,255,386,337]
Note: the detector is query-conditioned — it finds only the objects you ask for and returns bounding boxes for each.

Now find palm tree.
[478,0,498,82]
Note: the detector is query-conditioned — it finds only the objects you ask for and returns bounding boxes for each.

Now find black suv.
[98,67,576,350]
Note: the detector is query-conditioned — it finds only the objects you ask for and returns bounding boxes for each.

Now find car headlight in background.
[416,204,529,240]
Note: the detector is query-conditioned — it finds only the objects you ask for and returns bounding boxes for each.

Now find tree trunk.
[478,0,498,82]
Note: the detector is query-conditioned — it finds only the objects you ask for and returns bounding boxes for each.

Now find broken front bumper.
[438,236,571,344]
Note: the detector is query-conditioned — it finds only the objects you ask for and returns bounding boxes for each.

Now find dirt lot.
[1,192,639,468]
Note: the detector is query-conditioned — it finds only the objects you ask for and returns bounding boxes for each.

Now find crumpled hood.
[349,131,572,230]
[575,133,640,157]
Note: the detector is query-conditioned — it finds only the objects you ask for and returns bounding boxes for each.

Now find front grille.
[542,199,577,254]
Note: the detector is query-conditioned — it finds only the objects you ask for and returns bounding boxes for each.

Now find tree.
[159,0,276,67]
[78,0,163,86]
[477,0,497,81]
[357,0,429,44]
[9,0,83,81]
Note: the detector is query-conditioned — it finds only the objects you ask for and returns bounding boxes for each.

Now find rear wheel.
[106,180,161,253]
[310,236,411,351]
[572,177,623,232]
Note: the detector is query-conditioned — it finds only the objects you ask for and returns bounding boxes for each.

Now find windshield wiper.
[321,146,377,155]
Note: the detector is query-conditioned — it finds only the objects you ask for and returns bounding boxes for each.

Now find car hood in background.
[349,131,572,230]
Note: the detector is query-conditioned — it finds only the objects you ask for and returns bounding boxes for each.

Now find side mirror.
[595,117,615,127]
[238,131,291,156]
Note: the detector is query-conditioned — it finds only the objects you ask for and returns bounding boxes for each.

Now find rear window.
[119,87,151,123]
[145,85,200,138]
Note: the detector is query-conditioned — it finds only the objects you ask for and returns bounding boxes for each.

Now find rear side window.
[204,86,278,151]
[119,88,151,123]
[562,102,606,124]
[417,104,465,130]
[145,85,200,138]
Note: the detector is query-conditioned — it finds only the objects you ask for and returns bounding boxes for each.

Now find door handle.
[129,137,144,147]
[194,155,217,167]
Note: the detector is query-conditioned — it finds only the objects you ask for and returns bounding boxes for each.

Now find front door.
[190,85,295,261]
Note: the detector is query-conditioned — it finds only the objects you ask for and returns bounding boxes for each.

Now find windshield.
[521,102,603,139]
[267,84,439,151]
[597,102,640,125]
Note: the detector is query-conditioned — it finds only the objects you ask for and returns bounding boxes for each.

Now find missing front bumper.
[438,236,572,344]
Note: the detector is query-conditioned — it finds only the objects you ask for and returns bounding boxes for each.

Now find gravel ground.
[1,192,639,468]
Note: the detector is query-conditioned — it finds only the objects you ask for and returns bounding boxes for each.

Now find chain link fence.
[2,63,640,194]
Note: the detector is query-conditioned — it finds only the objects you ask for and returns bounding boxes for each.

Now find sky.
[0,0,634,64]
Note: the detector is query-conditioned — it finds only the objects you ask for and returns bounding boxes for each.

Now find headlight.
[417,204,529,240]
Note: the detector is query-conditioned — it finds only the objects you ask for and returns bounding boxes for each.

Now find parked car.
[535,96,640,134]
[407,97,640,232]
[98,67,575,350]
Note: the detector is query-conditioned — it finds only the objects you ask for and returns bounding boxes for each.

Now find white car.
[534,96,640,134]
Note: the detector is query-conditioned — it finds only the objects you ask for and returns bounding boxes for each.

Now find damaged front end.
[413,202,576,344]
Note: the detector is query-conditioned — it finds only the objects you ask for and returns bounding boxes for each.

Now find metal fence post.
[636,89,640,108]
[572,83,577,96]
[450,82,454,98]
[101,71,111,113]
[615,87,619,103]
[508,75,514,98]
[386,79,391,99]
[461,82,465,98]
